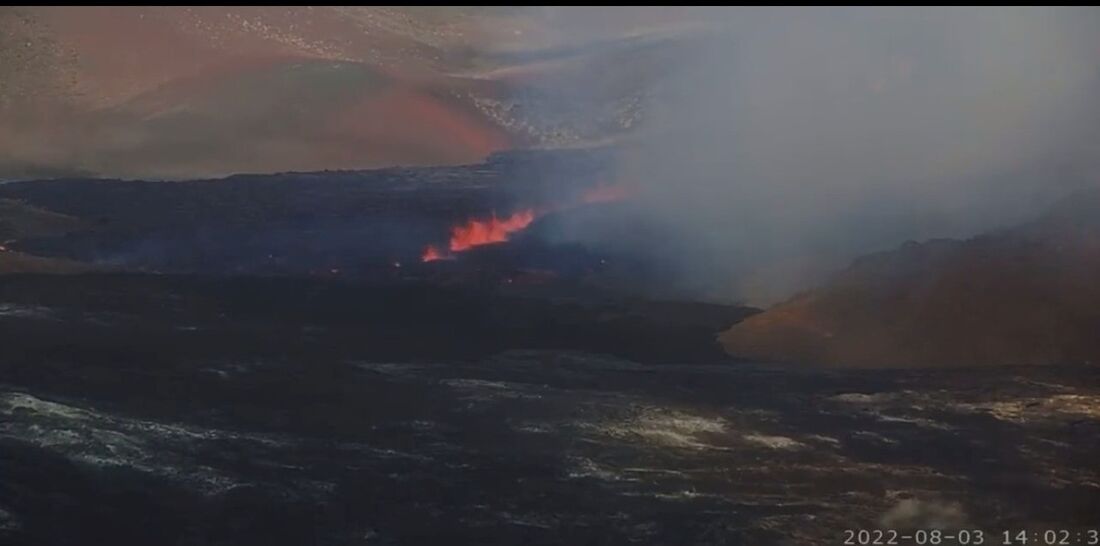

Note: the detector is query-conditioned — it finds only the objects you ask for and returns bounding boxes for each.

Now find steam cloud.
[521,7,1100,304]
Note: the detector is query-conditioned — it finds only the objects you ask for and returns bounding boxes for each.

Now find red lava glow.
[420,182,632,263]
[420,209,535,262]
[421,245,449,262]
[448,209,536,252]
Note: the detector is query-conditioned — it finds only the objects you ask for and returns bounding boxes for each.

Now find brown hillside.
[720,189,1100,368]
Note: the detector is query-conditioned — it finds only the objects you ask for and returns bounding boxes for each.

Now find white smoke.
[523,7,1100,304]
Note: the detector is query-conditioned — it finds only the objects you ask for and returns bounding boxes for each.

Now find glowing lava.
[421,245,449,262]
[420,209,536,262]
[448,209,536,252]
[420,182,632,263]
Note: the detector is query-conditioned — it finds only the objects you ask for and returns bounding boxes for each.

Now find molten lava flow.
[420,183,631,263]
[421,245,448,262]
[448,209,536,252]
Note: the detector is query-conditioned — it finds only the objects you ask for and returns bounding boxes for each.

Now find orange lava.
[420,182,632,263]
[448,209,536,252]
[421,245,449,262]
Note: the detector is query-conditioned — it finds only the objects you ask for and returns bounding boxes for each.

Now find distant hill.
[0,198,92,273]
[0,6,694,180]
[0,198,84,241]
[720,188,1100,368]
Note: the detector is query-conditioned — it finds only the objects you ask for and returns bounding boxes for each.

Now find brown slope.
[0,7,699,180]
[0,198,93,273]
[719,189,1100,368]
[0,7,520,179]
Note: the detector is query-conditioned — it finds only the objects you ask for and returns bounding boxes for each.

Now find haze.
[539,7,1100,303]
[3,6,1098,303]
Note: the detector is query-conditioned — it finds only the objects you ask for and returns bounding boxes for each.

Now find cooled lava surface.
[1,274,1098,545]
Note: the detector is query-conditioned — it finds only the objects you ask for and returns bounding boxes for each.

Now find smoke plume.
[521,7,1100,304]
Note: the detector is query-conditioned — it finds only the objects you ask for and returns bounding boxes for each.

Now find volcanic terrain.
[1,150,1098,545]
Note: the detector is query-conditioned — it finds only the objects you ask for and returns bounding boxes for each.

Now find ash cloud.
[520,7,1100,304]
